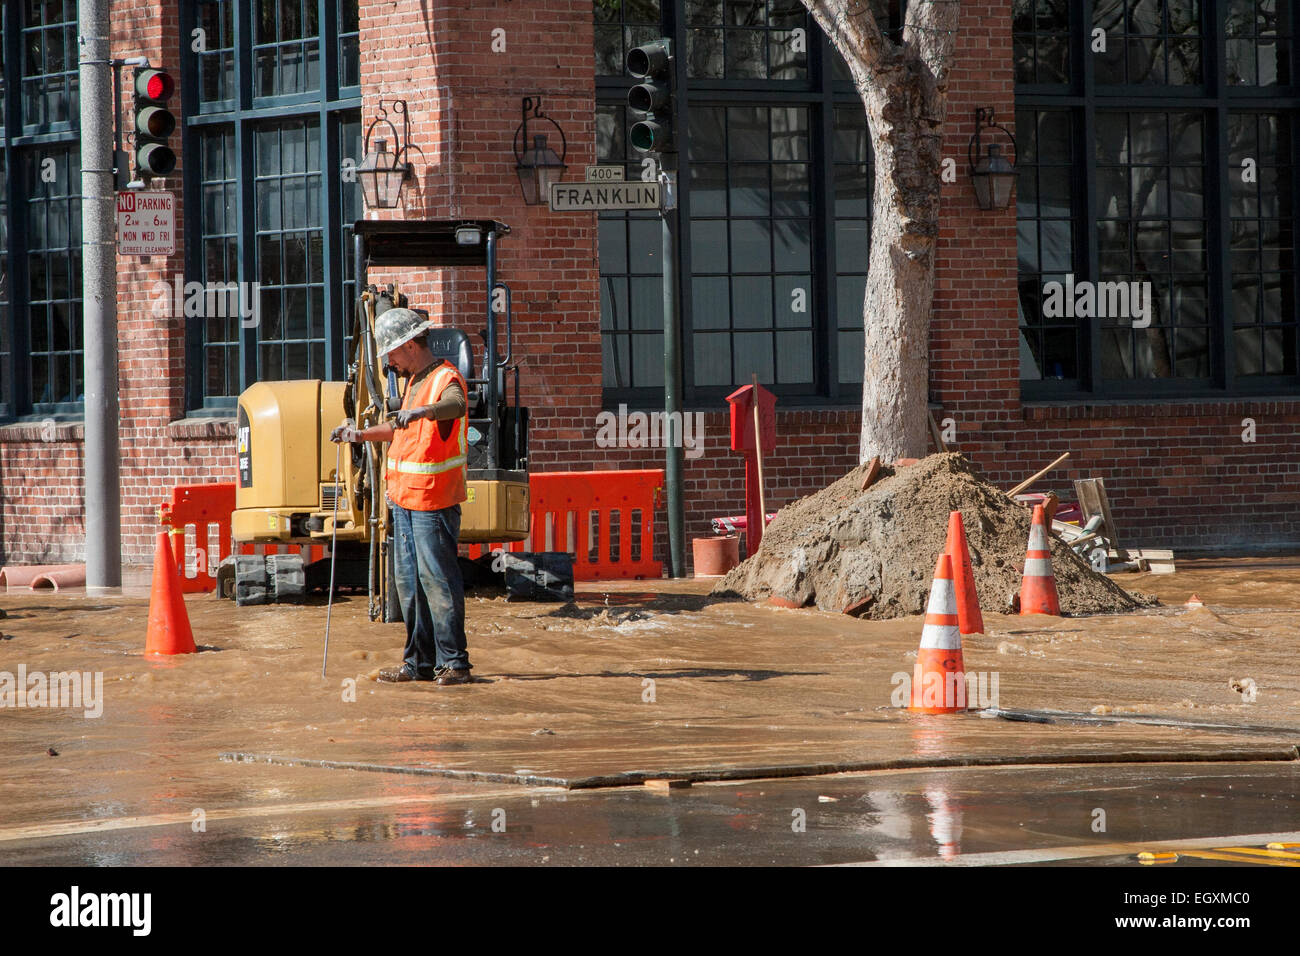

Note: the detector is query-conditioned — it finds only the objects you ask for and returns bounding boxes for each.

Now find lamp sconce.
[967,107,1017,211]
[358,98,413,210]
[513,96,568,206]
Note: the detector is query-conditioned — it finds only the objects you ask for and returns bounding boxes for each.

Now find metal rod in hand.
[322,440,342,678]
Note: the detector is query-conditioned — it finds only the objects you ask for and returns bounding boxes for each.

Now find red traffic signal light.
[133,67,176,177]
[135,69,174,101]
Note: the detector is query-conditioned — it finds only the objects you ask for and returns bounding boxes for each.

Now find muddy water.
[1,557,1298,832]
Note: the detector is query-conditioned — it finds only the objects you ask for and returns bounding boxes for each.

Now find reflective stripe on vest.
[387,453,468,475]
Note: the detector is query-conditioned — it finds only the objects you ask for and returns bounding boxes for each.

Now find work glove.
[330,421,361,443]
[393,407,427,429]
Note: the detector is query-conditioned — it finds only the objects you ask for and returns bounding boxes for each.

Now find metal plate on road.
[117,190,176,256]
[549,181,660,211]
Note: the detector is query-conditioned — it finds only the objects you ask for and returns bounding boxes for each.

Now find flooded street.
[2,556,1298,865]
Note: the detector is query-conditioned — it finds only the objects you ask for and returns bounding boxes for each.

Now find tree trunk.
[858,65,945,462]
[801,1,959,464]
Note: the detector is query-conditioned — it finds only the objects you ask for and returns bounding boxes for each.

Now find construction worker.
[330,307,473,685]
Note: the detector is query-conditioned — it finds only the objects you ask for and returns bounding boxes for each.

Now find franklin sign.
[548,181,660,211]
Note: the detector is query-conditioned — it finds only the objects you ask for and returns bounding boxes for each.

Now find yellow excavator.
[228,220,529,620]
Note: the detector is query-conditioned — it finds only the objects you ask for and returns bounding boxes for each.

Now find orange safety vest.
[385,361,469,511]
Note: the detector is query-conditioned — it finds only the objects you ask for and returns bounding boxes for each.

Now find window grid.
[197,0,236,109]
[1092,0,1203,86]
[1095,111,1210,380]
[25,146,82,410]
[596,103,664,391]
[338,0,360,89]
[1013,0,1071,85]
[198,128,240,399]
[20,0,77,130]
[683,1,808,82]
[255,0,321,98]
[1017,108,1080,381]
[690,104,815,389]
[594,0,662,78]
[254,117,325,383]
[834,104,871,386]
[1226,0,1293,87]
[0,146,9,414]
[1228,111,1298,375]
[183,1,361,407]
[339,112,362,357]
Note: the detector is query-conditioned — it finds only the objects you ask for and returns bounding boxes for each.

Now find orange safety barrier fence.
[467,470,664,580]
[159,483,325,593]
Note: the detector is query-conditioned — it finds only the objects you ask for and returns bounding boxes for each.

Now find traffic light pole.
[79,0,122,590]
[660,155,685,579]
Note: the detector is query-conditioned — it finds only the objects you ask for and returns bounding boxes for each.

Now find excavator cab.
[231,219,529,619]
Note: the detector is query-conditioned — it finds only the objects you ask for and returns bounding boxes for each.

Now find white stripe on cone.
[1024,557,1055,577]
[919,577,961,650]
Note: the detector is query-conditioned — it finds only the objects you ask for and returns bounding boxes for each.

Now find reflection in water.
[924,784,963,861]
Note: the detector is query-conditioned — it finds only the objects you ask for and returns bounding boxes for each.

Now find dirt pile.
[712,453,1152,618]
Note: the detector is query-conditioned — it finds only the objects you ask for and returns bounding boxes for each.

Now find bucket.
[692,535,740,577]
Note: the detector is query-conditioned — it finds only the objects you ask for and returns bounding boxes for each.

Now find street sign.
[585,165,625,182]
[548,180,660,211]
[117,190,175,256]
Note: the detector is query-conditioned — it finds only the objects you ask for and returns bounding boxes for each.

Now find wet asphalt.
[3,761,1297,867]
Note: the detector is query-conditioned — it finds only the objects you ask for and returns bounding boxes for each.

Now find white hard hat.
[374,307,433,358]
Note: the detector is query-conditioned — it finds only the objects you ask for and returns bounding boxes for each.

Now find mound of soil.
[712,453,1152,618]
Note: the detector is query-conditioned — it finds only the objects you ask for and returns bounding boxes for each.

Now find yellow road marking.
[1210,846,1300,861]
[1178,849,1300,867]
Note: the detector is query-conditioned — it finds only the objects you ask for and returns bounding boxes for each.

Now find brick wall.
[0,0,1296,573]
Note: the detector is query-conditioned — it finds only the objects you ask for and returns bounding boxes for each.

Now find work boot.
[434,667,473,686]
[377,664,430,683]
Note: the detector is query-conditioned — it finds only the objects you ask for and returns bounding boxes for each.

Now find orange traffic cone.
[944,510,984,635]
[910,553,967,714]
[1185,594,1204,609]
[145,531,197,657]
[1019,504,1061,616]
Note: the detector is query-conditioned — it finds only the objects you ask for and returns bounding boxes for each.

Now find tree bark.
[801,0,960,462]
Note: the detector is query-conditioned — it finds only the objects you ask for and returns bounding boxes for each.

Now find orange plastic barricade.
[159,484,328,594]
[158,483,236,593]
[467,470,664,580]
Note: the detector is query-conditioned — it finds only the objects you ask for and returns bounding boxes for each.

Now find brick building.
[1,1,1297,571]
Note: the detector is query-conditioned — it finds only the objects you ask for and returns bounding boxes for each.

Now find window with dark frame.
[0,0,83,418]
[183,0,361,411]
[1016,0,1300,398]
[595,0,874,408]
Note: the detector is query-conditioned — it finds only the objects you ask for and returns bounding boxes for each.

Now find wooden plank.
[928,410,949,453]
[644,778,691,792]
[1073,477,1122,551]
[1007,452,1071,497]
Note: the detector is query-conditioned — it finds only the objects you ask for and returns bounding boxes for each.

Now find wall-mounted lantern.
[513,95,567,206]
[968,107,1017,211]
[358,99,412,209]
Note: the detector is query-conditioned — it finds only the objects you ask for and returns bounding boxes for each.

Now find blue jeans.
[390,502,470,676]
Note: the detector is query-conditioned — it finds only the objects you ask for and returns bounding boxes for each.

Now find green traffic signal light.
[626,39,674,154]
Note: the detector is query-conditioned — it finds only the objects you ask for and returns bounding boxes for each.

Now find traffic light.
[133,67,176,177]
[626,39,674,153]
